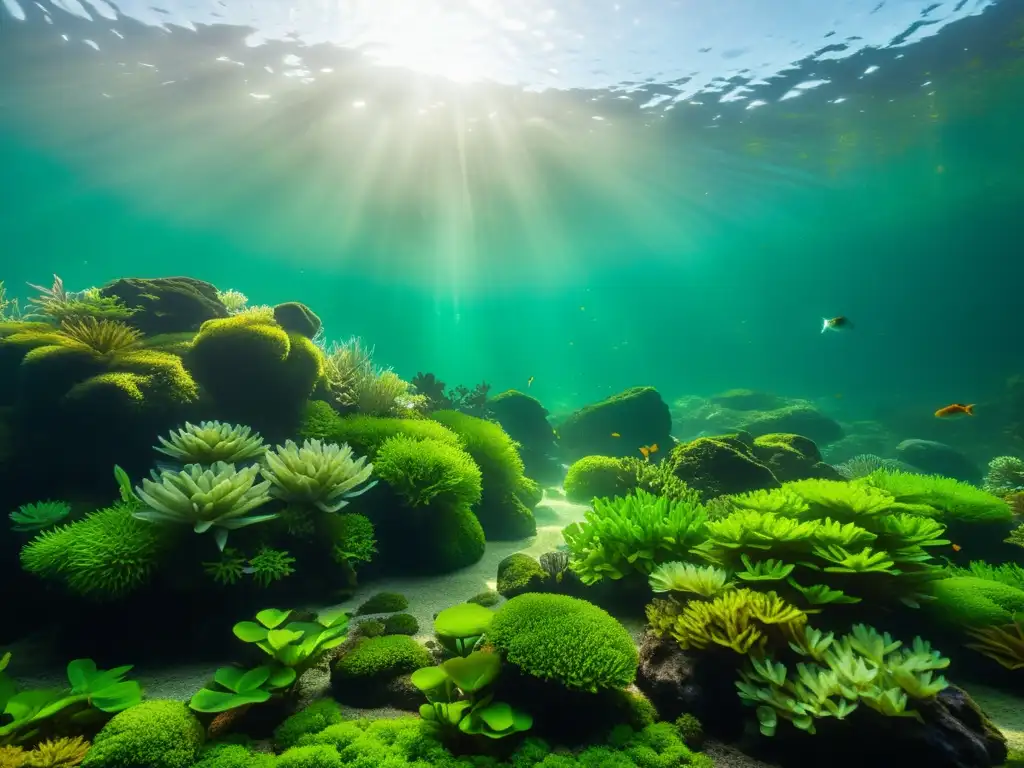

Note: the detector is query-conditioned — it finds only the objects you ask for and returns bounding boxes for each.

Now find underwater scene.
[2,0,1024,767]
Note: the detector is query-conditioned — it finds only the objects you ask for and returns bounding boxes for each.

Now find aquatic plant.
[563,455,631,503]
[247,547,297,587]
[487,593,639,692]
[273,699,344,751]
[411,649,533,740]
[25,275,136,324]
[321,336,423,415]
[982,456,1024,496]
[155,421,267,465]
[0,654,142,747]
[79,700,204,768]
[433,602,495,657]
[8,500,70,532]
[326,512,377,576]
[260,438,376,514]
[215,289,249,314]
[335,635,433,681]
[201,547,248,586]
[648,562,733,598]
[0,281,22,321]
[833,454,917,480]
[59,317,142,356]
[383,613,419,635]
[356,591,409,615]
[562,489,708,585]
[1008,522,1024,549]
[861,469,1012,525]
[737,623,950,736]
[373,435,481,509]
[950,561,1024,591]
[132,461,276,551]
[965,619,1024,671]
[22,735,90,767]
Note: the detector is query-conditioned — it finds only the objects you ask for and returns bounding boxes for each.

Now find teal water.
[2,0,1024,416]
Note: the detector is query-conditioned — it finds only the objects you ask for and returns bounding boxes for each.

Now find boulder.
[99,276,228,335]
[488,390,560,483]
[496,553,549,598]
[895,439,980,482]
[751,433,843,482]
[272,302,322,339]
[558,387,672,462]
[666,436,780,501]
[736,404,844,446]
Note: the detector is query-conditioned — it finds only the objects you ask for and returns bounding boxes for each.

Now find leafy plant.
[433,603,495,657]
[964,618,1024,671]
[59,318,141,357]
[411,650,532,740]
[0,654,142,746]
[562,489,708,585]
[155,421,267,465]
[261,439,376,513]
[9,502,70,532]
[649,562,732,598]
[189,665,296,713]
[247,548,296,587]
[21,735,90,767]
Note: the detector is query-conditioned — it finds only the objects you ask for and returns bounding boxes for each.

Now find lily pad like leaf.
[267,629,303,651]
[233,621,269,643]
[256,608,293,629]
[189,688,271,713]
[90,680,142,712]
[267,666,297,689]
[410,666,449,692]
[442,651,500,694]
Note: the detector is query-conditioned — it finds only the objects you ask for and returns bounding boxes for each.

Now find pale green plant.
[216,289,249,314]
[155,421,267,464]
[260,438,376,513]
[649,562,732,598]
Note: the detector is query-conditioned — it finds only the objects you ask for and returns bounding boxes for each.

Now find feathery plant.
[0,281,22,321]
[321,336,425,415]
[59,317,142,356]
[965,618,1024,671]
[132,461,277,550]
[24,274,135,323]
[155,421,267,465]
[261,438,376,513]
[216,288,249,314]
[561,488,708,585]
[8,500,70,532]
[833,454,918,480]
[649,562,733,598]
[982,456,1024,496]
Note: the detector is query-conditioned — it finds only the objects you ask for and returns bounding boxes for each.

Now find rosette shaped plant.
[132,461,276,550]
[261,438,376,513]
[155,420,267,464]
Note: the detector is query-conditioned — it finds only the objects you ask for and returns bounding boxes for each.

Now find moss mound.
[299,402,462,458]
[666,436,780,501]
[80,700,204,768]
[557,386,672,462]
[497,553,549,597]
[929,576,1024,628]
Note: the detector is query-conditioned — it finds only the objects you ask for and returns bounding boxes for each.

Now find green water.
[2,0,1024,416]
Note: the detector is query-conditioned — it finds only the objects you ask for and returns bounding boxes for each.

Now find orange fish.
[611,432,620,438]
[821,316,853,333]
[639,443,659,461]
[951,543,962,553]
[935,403,974,419]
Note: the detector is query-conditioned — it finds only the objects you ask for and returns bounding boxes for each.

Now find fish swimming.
[639,443,659,461]
[821,316,853,333]
[934,403,974,418]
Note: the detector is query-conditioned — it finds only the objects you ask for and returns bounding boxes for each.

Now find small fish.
[527,376,534,388]
[611,432,620,438]
[935,403,975,419]
[821,316,853,333]
[639,443,659,461]
[951,543,962,553]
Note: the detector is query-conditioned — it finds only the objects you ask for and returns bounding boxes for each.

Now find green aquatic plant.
[326,512,377,576]
[0,653,142,746]
[356,591,409,615]
[155,421,267,464]
[261,438,376,513]
[216,289,249,314]
[132,461,276,551]
[648,562,732,598]
[433,602,495,657]
[862,469,1012,525]
[982,456,1024,496]
[1007,523,1024,550]
[247,547,297,587]
[8,501,70,532]
[0,281,22,321]
[964,618,1024,671]
[201,547,248,586]
[411,650,532,740]
[373,435,482,509]
[59,317,142,356]
[562,489,708,585]
[949,560,1024,591]
[21,735,90,767]
[25,275,136,324]
[321,336,424,415]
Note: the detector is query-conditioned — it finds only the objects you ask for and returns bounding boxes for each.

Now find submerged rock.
[100,276,228,335]
[709,388,787,411]
[273,301,322,339]
[558,386,672,462]
[751,433,842,483]
[735,404,844,446]
[488,389,560,483]
[666,436,780,501]
[895,439,980,482]
[496,553,549,598]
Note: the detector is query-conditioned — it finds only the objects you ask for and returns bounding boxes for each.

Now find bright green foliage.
[737,624,949,737]
[648,562,732,598]
[8,500,70,532]
[277,744,344,768]
[562,489,708,585]
[334,636,433,680]
[326,513,377,572]
[647,589,806,655]
[927,576,1024,628]
[155,421,267,464]
[951,561,1024,591]
[299,404,462,459]
[274,699,344,750]
[982,456,1024,495]
[132,461,277,551]
[357,591,409,614]
[497,553,548,597]
[234,608,349,673]
[247,547,297,587]
[563,456,630,503]
[383,614,420,636]
[433,603,495,657]
[262,438,376,513]
[861,469,1012,525]
[487,594,638,692]
[25,276,136,324]
[0,654,143,747]
[20,502,169,599]
[79,700,202,768]
[674,713,705,749]
[374,436,482,510]
[193,744,276,768]
[412,650,532,740]
[202,548,248,586]
[188,664,296,713]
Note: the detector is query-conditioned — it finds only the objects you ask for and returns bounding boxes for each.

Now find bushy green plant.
[299,404,462,458]
[261,438,376,513]
[487,594,638,692]
[563,456,629,503]
[274,699,344,750]
[861,469,1012,525]
[949,560,1024,591]
[8,501,71,532]
[193,743,276,768]
[433,603,495,657]
[0,654,142,746]
[982,456,1024,495]
[383,613,420,635]
[155,421,267,464]
[649,562,732,598]
[374,436,481,510]
[562,489,708,585]
[334,636,433,681]
[357,591,409,615]
[79,700,203,768]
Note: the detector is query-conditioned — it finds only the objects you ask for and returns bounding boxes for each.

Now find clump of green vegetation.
[357,591,409,615]
[861,469,1012,525]
[80,700,204,768]
[467,590,501,607]
[383,613,419,635]
[334,635,432,681]
[8,500,70,532]
[563,455,694,504]
[299,402,462,458]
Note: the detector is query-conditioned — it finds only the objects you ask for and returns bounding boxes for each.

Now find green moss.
[274,699,344,750]
[383,613,419,635]
[274,301,322,338]
[666,437,780,500]
[674,714,705,749]
[357,591,409,614]
[467,589,501,607]
[333,635,433,680]
[374,436,482,511]
[557,386,673,462]
[20,502,172,600]
[487,593,639,692]
[496,553,548,597]
[357,619,387,637]
[563,455,630,503]
[431,410,537,539]
[300,406,463,459]
[929,576,1024,627]
[430,505,486,572]
[80,700,204,768]
[277,744,343,768]
[861,470,1012,525]
[193,744,276,768]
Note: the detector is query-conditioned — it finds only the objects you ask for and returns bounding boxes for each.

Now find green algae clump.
[80,700,204,768]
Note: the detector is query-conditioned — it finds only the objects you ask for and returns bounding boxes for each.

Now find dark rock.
[736,405,844,446]
[488,390,560,483]
[895,439,980,482]
[558,387,672,462]
[99,277,228,335]
[752,433,843,483]
[710,389,787,411]
[273,302,322,339]
[667,437,780,501]
[496,553,548,598]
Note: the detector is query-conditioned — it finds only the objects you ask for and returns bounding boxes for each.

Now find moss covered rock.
[299,402,462,458]
[332,635,433,708]
[558,386,672,462]
[895,439,981,483]
[666,436,780,501]
[488,389,560,483]
[709,388,786,411]
[497,553,549,598]
[563,455,632,503]
[431,410,537,540]
[751,433,842,483]
[80,700,204,768]
[100,276,228,335]
[735,404,843,446]
[273,301,322,339]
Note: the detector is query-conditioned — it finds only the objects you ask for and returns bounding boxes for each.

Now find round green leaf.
[233,621,269,643]
[256,608,293,629]
[236,666,272,693]
[410,666,449,692]
[189,688,270,713]
[66,659,98,693]
[434,604,494,640]
[419,703,437,720]
[267,666,297,689]
[476,702,515,732]
[442,651,500,693]
[267,629,303,651]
